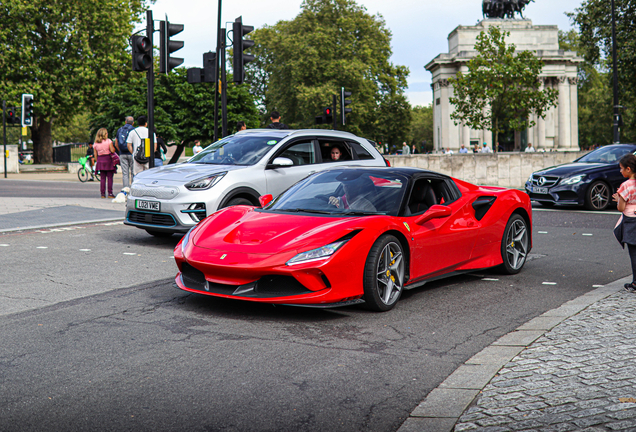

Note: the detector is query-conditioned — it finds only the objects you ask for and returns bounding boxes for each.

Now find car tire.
[584,181,611,211]
[145,229,173,238]
[500,214,529,275]
[224,197,253,207]
[362,234,405,312]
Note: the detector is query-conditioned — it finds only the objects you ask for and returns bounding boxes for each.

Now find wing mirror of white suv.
[268,157,294,168]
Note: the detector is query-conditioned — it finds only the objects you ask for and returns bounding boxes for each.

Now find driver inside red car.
[328,176,377,212]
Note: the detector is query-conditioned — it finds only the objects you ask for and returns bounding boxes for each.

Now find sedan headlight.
[286,240,347,266]
[185,172,226,190]
[561,175,585,185]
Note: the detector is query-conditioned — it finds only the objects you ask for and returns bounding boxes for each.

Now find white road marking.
[36,246,48,249]
[538,231,548,234]
[592,285,604,288]
[482,278,499,281]
[79,249,91,252]
[100,221,124,226]
[0,244,9,247]
[542,282,557,285]
[582,233,593,236]
[38,226,85,234]
[533,207,618,215]
[123,252,137,256]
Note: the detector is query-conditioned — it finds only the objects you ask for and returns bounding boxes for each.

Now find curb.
[0,217,124,234]
[396,276,629,432]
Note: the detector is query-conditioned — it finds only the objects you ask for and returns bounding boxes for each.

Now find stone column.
[537,79,546,149]
[439,79,451,152]
[569,77,580,150]
[463,124,470,149]
[557,76,571,149]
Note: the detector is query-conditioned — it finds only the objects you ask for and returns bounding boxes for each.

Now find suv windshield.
[267,170,408,216]
[577,145,634,164]
[189,135,281,166]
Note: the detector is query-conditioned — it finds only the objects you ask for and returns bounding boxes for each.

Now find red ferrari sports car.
[174,167,532,311]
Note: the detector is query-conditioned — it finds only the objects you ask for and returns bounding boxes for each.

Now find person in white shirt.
[127,115,157,175]
[481,142,493,153]
[402,142,410,155]
[459,144,469,154]
[193,140,203,154]
[445,148,454,155]
[525,142,536,152]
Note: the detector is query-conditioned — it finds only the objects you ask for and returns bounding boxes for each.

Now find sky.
[150,0,584,107]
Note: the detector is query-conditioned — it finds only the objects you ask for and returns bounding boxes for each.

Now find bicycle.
[77,156,100,182]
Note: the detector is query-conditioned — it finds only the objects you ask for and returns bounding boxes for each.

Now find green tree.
[570,0,636,143]
[247,0,411,145]
[408,104,433,152]
[558,29,612,149]
[448,26,558,150]
[89,69,260,144]
[0,0,148,163]
[52,112,91,144]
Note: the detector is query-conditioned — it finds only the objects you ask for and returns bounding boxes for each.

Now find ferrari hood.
[193,209,366,255]
[133,163,245,183]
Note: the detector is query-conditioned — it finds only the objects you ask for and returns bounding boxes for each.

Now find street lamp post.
[611,0,620,143]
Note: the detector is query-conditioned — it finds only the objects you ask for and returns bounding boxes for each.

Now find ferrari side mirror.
[259,194,273,208]
[414,205,451,225]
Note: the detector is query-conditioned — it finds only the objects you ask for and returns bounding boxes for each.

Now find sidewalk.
[399,276,636,432]
[0,169,126,232]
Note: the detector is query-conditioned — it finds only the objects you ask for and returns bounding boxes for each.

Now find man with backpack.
[126,115,157,176]
[114,116,135,188]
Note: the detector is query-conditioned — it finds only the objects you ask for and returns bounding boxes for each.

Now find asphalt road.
[0,208,629,432]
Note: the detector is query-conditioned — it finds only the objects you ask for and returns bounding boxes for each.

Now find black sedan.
[525,144,636,211]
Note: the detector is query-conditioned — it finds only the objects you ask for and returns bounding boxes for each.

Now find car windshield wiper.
[339,210,384,216]
[275,208,332,214]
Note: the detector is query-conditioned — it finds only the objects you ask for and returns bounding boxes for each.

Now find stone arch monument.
[425,11,582,152]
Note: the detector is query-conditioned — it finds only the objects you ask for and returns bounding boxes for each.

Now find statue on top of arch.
[482,0,534,19]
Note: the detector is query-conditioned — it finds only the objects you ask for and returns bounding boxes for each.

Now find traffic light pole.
[213,0,222,141]
[147,10,155,168]
[221,28,228,138]
[2,100,7,179]
[332,95,337,131]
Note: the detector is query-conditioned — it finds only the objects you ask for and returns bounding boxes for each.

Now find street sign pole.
[221,28,228,138]
[332,94,337,131]
[2,100,7,178]
[213,0,222,141]
[147,10,155,168]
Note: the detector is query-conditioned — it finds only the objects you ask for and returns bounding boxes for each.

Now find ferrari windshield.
[577,145,634,164]
[267,170,408,216]
[188,135,281,166]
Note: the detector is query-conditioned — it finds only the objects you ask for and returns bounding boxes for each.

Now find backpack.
[133,130,149,164]
[117,125,134,154]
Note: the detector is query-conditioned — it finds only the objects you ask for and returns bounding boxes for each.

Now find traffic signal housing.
[6,108,19,125]
[232,16,255,84]
[187,52,217,84]
[160,20,184,74]
[131,35,152,71]
[341,87,352,125]
[315,107,333,125]
[22,94,34,127]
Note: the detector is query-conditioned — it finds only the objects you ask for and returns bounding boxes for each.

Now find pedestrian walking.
[266,111,288,129]
[93,128,116,198]
[401,142,410,155]
[126,115,157,175]
[612,154,636,292]
[114,116,135,188]
[154,127,168,167]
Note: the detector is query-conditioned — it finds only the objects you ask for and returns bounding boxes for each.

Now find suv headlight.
[286,240,347,266]
[561,175,585,185]
[185,172,226,190]
[527,174,534,184]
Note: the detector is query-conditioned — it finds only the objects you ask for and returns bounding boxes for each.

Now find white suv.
[125,129,388,236]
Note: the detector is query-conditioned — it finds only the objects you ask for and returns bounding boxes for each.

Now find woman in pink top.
[612,154,636,292]
[94,128,116,198]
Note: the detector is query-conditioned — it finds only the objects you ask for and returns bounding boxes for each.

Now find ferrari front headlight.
[286,241,347,266]
[181,227,194,255]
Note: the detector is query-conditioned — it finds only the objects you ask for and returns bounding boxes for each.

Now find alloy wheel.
[505,219,528,271]
[375,242,405,306]
[589,182,610,210]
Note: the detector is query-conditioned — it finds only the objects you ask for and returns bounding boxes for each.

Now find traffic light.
[232,16,255,84]
[160,20,184,74]
[341,87,352,125]
[6,107,19,125]
[131,35,152,71]
[187,52,217,84]
[315,107,333,125]
[21,94,34,127]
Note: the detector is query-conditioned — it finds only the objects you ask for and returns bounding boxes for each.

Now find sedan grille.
[130,185,179,200]
[530,175,559,187]
[127,211,176,227]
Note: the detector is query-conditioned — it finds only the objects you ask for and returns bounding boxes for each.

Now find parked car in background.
[125,129,388,236]
[525,144,636,211]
